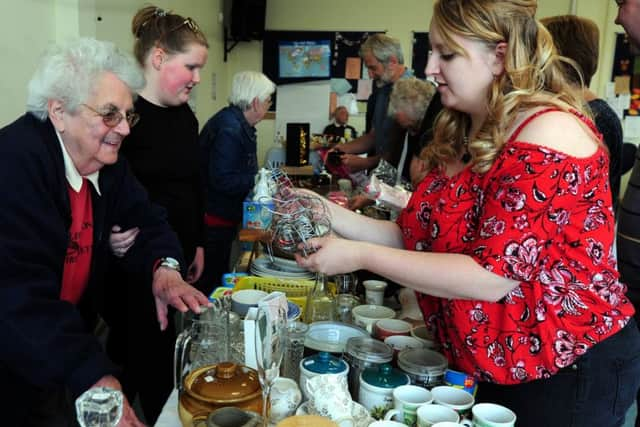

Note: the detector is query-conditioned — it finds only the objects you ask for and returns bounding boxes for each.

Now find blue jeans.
[476,319,640,427]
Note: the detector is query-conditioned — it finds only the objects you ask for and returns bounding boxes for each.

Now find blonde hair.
[424,0,585,173]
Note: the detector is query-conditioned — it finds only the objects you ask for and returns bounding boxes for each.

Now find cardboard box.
[242,197,275,251]
[242,198,275,230]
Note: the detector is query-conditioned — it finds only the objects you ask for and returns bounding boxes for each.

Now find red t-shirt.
[396,109,635,384]
[60,179,93,304]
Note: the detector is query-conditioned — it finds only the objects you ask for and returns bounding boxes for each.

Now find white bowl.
[231,289,268,316]
[304,321,369,354]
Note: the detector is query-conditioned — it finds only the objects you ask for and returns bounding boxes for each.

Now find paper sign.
[615,75,631,95]
[624,115,640,140]
[356,79,373,100]
[345,57,362,79]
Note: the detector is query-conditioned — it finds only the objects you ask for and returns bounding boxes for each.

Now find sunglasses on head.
[167,17,199,34]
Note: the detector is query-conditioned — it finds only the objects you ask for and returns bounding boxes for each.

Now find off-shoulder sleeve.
[467,144,614,283]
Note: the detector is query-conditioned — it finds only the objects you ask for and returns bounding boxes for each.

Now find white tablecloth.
[154,389,180,427]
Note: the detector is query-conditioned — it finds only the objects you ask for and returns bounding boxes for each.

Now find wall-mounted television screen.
[278,40,331,79]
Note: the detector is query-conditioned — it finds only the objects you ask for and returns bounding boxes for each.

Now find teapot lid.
[184,362,262,404]
[361,364,410,389]
[301,351,348,374]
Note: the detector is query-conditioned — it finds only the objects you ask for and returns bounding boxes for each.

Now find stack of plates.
[250,256,314,279]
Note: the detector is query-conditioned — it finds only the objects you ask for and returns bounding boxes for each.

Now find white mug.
[384,385,433,426]
[430,386,474,419]
[416,404,460,427]
[363,280,387,305]
[471,403,516,427]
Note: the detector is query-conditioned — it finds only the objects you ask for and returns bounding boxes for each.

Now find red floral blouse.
[396,109,635,385]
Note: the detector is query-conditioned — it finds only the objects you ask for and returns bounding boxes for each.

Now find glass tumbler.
[281,320,309,381]
[75,387,123,427]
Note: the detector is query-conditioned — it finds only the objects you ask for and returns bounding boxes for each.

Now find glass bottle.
[304,273,335,323]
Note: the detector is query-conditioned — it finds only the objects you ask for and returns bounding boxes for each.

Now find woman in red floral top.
[296,1,640,425]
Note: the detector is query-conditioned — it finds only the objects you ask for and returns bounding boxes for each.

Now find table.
[154,389,180,427]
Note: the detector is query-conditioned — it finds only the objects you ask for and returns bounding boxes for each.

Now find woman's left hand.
[294,235,364,276]
[185,246,204,283]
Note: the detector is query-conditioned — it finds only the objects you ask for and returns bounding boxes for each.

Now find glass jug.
[174,298,239,391]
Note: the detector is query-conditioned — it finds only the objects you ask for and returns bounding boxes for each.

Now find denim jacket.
[199,105,258,223]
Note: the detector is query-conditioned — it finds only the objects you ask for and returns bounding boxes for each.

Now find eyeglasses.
[167,17,199,34]
[81,104,140,128]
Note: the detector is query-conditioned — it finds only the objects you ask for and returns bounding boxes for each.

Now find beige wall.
[0,0,629,167]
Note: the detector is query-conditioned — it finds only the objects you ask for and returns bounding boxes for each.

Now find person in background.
[336,33,411,173]
[387,77,442,188]
[198,71,275,294]
[105,6,209,423]
[541,14,624,213]
[295,1,640,425]
[613,0,640,424]
[0,37,210,427]
[323,105,358,143]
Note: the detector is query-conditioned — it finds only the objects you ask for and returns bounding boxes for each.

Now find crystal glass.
[75,387,123,427]
[255,305,286,427]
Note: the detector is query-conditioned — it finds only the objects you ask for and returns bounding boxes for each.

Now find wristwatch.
[158,257,181,273]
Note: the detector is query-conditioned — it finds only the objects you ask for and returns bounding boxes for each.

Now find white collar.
[56,130,101,195]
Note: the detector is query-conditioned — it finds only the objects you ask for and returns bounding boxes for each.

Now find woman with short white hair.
[198,70,275,293]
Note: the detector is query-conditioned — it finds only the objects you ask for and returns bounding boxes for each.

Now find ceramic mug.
[384,385,433,427]
[471,403,516,427]
[363,280,388,305]
[305,374,354,426]
[374,319,412,341]
[351,304,396,333]
[416,404,460,427]
[430,386,474,419]
[270,377,302,424]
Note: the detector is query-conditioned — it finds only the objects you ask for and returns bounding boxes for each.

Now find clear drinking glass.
[75,387,123,427]
[255,305,286,427]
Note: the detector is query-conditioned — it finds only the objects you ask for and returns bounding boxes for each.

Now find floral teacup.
[306,374,354,426]
[270,377,302,424]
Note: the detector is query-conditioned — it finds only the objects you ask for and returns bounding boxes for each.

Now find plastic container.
[397,348,448,388]
[343,337,393,401]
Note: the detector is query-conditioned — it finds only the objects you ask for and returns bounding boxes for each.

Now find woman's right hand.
[109,225,140,258]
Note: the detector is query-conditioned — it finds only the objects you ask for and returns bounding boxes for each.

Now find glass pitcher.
[174,298,239,391]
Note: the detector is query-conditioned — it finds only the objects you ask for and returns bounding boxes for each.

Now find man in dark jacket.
[197,71,276,294]
[0,38,210,426]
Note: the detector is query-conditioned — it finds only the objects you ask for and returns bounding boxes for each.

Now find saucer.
[295,401,374,427]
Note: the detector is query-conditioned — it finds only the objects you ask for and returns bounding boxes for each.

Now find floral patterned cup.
[306,374,355,426]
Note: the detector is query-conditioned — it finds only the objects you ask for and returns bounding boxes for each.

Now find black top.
[0,114,183,422]
[120,96,205,262]
[588,98,623,212]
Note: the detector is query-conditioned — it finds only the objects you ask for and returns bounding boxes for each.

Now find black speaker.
[230,0,266,41]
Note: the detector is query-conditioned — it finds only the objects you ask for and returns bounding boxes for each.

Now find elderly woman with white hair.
[0,37,210,426]
[198,70,275,292]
